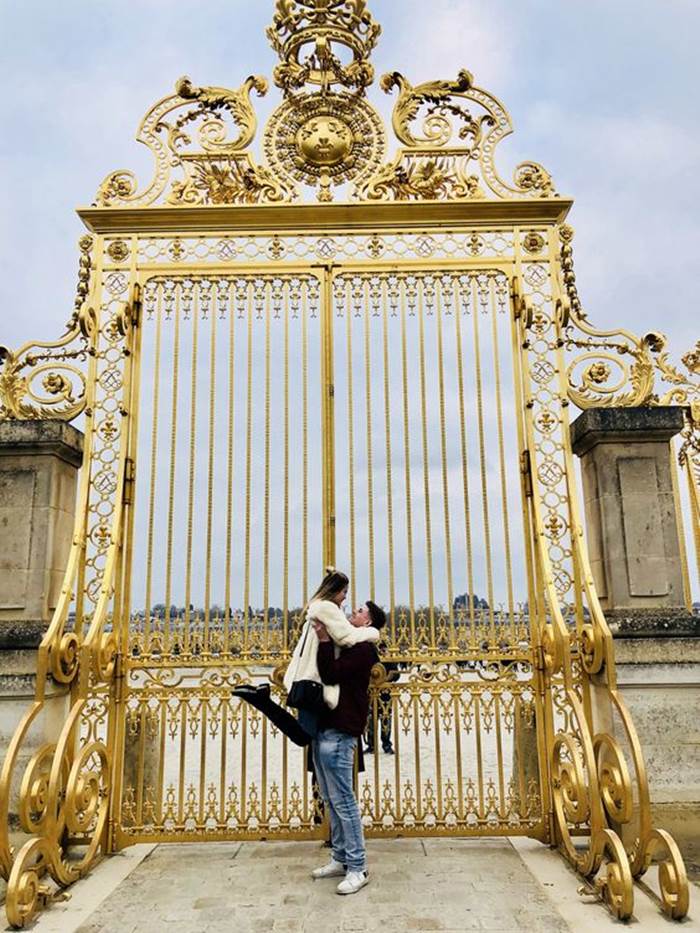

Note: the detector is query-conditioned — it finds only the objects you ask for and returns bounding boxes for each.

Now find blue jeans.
[313,729,366,873]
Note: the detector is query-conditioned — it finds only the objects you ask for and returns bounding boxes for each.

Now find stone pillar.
[570,406,699,807]
[570,406,696,637]
[0,420,83,804]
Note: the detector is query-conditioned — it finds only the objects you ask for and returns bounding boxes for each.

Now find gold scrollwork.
[362,68,556,202]
[561,226,700,409]
[64,741,110,836]
[0,335,89,423]
[93,632,118,683]
[647,829,690,920]
[5,838,52,929]
[541,624,563,674]
[593,733,633,825]
[18,744,66,837]
[95,75,279,208]
[552,731,590,827]
[172,75,267,154]
[356,151,485,202]
[579,623,605,675]
[382,70,492,151]
[0,237,96,423]
[49,632,80,684]
[595,829,634,921]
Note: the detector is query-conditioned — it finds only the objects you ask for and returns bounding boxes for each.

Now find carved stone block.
[570,407,696,636]
[0,421,83,626]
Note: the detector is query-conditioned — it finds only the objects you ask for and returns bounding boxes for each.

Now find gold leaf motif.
[523,231,546,254]
[107,239,130,263]
[381,69,490,151]
[358,152,485,202]
[514,161,554,197]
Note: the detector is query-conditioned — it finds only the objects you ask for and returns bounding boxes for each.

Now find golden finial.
[266,0,381,96]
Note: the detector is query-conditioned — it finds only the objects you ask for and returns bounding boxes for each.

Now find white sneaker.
[311,858,346,879]
[336,870,369,895]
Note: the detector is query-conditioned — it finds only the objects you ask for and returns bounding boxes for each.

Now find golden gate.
[0,1,697,926]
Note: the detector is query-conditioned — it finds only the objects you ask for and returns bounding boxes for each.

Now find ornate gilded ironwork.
[95,75,294,208]
[0,236,96,422]
[267,0,380,94]
[264,93,385,201]
[0,1,693,927]
[264,0,386,200]
[355,69,554,202]
[93,0,555,206]
[561,225,700,409]
[679,403,700,581]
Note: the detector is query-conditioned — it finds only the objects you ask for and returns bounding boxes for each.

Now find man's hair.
[366,600,387,630]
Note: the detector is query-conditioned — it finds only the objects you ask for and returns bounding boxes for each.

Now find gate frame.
[108,245,555,852]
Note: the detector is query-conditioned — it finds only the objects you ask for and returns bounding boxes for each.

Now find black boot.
[232,683,271,700]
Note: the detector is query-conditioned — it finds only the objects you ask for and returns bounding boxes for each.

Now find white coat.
[283,599,380,709]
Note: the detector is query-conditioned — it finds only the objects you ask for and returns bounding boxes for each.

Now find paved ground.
[73,839,568,933]
[12,836,698,933]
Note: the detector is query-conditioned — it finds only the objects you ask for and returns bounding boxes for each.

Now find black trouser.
[236,692,313,747]
[365,691,393,749]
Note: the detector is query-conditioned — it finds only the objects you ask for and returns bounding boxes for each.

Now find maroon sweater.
[317,641,379,737]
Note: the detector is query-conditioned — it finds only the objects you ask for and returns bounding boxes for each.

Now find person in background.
[364,656,400,755]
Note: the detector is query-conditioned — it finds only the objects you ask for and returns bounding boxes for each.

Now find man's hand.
[312,620,331,642]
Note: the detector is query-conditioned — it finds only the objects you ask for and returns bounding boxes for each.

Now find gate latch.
[123,457,136,506]
[520,450,533,498]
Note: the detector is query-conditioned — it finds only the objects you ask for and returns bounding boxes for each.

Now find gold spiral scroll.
[647,829,690,920]
[64,741,110,836]
[593,733,633,825]
[18,744,69,837]
[5,838,52,929]
[0,704,43,878]
[597,829,634,921]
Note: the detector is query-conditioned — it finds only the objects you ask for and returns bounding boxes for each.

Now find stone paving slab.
[73,839,570,933]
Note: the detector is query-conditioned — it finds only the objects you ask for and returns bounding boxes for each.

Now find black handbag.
[286,678,325,713]
[285,622,326,713]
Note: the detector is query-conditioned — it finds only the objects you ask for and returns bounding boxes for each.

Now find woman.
[232,570,379,746]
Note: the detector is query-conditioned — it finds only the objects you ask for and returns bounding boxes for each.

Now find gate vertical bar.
[321,266,336,570]
[109,266,143,853]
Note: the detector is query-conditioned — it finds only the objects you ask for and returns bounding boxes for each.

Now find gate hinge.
[114,651,125,703]
[122,457,136,506]
[512,282,534,329]
[520,450,533,498]
[511,277,524,321]
[534,644,546,671]
[131,283,142,327]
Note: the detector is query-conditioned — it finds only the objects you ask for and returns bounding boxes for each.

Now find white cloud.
[386,0,515,87]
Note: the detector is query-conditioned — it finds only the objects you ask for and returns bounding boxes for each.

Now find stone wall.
[571,406,699,807]
[0,420,83,808]
[615,637,700,804]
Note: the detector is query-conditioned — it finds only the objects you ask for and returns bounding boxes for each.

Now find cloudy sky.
[1,1,698,609]
[1,0,698,354]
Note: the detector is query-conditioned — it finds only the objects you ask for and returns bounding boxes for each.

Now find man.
[310,600,387,895]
